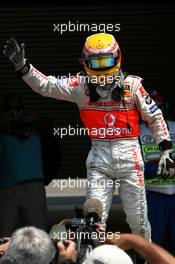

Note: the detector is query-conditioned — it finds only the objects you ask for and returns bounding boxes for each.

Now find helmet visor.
[86,53,116,70]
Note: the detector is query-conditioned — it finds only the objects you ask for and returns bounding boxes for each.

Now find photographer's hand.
[96,226,105,233]
[0,238,11,257]
[57,240,77,264]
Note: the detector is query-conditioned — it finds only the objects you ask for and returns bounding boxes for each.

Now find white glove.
[3,37,25,71]
[157,149,175,179]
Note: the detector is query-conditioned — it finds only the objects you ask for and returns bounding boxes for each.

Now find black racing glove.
[3,37,25,71]
[158,141,175,179]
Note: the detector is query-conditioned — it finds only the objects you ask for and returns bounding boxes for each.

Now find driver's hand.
[157,150,175,179]
[3,37,25,70]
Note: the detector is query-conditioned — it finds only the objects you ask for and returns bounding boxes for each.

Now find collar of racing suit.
[86,70,128,102]
[83,70,132,133]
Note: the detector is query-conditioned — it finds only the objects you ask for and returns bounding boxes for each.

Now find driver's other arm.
[132,79,174,179]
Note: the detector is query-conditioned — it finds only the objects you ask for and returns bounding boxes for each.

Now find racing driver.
[3,33,175,241]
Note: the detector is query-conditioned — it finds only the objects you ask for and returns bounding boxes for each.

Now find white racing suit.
[22,66,171,240]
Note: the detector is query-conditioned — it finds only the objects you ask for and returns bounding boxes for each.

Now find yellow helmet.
[82,33,122,84]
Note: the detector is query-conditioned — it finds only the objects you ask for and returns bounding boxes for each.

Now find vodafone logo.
[104,114,116,127]
[68,76,79,87]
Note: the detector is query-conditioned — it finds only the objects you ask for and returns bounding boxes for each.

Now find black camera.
[49,199,104,264]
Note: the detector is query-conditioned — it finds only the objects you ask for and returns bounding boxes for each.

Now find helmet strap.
[111,86,125,101]
[86,81,100,102]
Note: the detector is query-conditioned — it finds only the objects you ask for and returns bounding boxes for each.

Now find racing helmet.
[82,33,122,84]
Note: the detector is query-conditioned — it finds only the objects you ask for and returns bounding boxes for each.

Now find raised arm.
[3,37,78,103]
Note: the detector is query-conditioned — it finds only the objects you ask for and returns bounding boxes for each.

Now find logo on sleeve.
[139,87,147,97]
[144,95,152,105]
[149,104,158,113]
